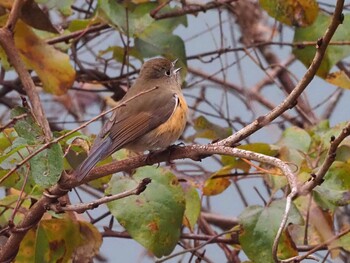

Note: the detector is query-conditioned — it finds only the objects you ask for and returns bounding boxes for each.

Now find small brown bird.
[75,58,188,181]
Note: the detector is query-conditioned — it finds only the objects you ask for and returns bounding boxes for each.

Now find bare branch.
[51,178,151,213]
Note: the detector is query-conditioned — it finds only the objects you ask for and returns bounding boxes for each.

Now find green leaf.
[97,1,186,36]
[0,195,31,226]
[97,1,187,77]
[0,137,28,165]
[276,126,311,173]
[239,199,303,262]
[67,19,93,32]
[97,1,154,36]
[293,13,350,77]
[318,122,349,149]
[314,161,350,210]
[29,143,63,187]
[339,232,350,252]
[106,166,186,257]
[0,128,17,152]
[135,31,187,78]
[259,0,319,27]
[98,46,143,65]
[278,126,311,152]
[183,186,201,231]
[11,107,44,144]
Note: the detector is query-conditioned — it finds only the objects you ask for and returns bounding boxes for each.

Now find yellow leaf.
[14,20,75,95]
[187,115,232,142]
[203,166,232,196]
[326,71,350,89]
[260,0,319,27]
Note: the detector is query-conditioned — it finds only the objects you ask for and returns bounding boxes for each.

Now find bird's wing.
[98,92,179,156]
[75,91,178,181]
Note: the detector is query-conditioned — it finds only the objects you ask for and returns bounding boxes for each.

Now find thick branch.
[0,144,296,262]
[0,0,51,142]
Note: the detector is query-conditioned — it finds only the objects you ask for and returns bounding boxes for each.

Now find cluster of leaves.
[0,0,350,262]
[262,0,350,88]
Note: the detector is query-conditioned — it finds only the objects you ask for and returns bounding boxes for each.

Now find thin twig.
[0,143,295,262]
[51,178,151,213]
[102,230,238,245]
[300,120,350,194]
[0,86,159,185]
[150,0,237,20]
[0,113,27,131]
[280,228,350,263]
[155,230,236,263]
[271,1,345,262]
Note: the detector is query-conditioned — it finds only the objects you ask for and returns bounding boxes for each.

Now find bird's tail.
[75,137,112,181]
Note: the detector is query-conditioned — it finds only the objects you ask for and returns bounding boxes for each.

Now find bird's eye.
[165,70,171,76]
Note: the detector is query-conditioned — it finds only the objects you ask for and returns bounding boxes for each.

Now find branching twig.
[300,121,350,194]
[0,113,27,131]
[280,228,350,263]
[150,0,237,20]
[270,1,345,262]
[102,230,238,245]
[0,143,295,262]
[217,0,344,148]
[155,230,236,263]
[50,178,151,213]
[0,87,159,185]
[47,24,110,45]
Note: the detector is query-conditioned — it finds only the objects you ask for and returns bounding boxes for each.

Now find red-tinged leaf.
[106,166,185,257]
[16,218,102,262]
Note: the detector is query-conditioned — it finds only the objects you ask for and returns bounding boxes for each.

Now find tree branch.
[270,1,345,262]
[0,0,51,142]
[0,143,296,262]
[51,178,151,213]
[217,0,345,148]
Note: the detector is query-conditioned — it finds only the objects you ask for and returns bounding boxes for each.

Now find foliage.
[0,0,350,262]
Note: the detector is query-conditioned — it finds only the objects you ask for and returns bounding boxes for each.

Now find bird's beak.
[171,58,179,67]
[172,59,180,74]
[173,67,181,74]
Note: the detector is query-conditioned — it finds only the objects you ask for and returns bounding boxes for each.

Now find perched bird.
[75,58,188,181]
